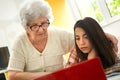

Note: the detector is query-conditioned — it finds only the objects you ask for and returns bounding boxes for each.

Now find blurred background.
[0,0,120,53]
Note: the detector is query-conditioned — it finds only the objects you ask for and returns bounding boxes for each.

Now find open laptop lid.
[34,57,106,80]
[0,46,9,70]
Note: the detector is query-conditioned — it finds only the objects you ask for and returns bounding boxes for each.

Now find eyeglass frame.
[27,21,50,31]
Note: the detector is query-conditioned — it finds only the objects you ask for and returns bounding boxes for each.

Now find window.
[67,0,120,27]
[105,0,120,17]
[75,0,103,22]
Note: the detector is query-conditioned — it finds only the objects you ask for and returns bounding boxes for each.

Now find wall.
[103,20,120,53]
[0,0,24,51]
[0,0,75,53]
[103,20,120,38]
[46,0,120,53]
[0,0,120,53]
[46,0,75,32]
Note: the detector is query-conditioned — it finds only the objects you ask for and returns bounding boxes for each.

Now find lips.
[80,47,88,51]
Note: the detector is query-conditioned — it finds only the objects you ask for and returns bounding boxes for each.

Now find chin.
[81,51,89,54]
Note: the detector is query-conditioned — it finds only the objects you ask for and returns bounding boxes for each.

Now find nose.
[78,38,85,45]
[38,27,45,32]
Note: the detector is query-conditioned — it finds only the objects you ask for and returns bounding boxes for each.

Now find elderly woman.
[7,0,118,80]
[7,0,74,80]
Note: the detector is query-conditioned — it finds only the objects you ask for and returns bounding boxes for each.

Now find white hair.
[19,0,54,29]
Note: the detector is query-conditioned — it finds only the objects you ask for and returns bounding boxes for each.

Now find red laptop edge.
[34,57,107,80]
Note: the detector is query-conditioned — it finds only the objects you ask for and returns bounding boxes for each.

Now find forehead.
[75,27,86,35]
[28,16,48,24]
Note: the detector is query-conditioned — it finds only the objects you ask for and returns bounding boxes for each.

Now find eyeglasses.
[29,21,50,31]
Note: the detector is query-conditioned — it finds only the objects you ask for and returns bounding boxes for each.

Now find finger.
[114,45,118,54]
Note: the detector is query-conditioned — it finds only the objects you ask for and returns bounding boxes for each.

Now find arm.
[8,34,50,80]
[65,46,79,67]
[8,70,51,80]
[105,33,118,53]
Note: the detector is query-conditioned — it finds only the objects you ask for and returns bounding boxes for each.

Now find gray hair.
[19,0,54,29]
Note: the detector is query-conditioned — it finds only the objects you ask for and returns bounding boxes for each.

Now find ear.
[26,27,32,34]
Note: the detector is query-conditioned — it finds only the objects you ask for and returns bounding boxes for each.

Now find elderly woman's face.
[27,16,50,35]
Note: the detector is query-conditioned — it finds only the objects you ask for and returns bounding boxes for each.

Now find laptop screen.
[0,46,10,69]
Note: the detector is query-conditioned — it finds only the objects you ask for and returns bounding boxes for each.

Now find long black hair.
[74,17,116,69]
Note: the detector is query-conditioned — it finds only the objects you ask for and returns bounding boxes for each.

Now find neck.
[87,49,97,60]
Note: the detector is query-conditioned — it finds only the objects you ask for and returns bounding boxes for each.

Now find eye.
[75,36,80,40]
[41,22,49,27]
[30,24,39,30]
[84,34,88,39]
[30,24,38,27]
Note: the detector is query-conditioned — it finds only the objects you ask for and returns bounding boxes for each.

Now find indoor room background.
[0,0,120,59]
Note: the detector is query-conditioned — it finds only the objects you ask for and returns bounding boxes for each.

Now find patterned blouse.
[66,47,120,75]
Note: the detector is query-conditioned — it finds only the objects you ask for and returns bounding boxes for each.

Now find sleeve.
[65,46,79,67]
[7,35,25,72]
[58,28,75,54]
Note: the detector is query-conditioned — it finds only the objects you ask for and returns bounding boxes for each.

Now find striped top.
[66,47,120,75]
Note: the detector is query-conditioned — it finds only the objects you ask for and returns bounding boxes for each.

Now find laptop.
[34,57,107,80]
[0,46,9,70]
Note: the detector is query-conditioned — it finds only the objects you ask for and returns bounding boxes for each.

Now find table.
[0,69,7,74]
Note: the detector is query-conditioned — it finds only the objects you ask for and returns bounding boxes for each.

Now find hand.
[105,33,118,53]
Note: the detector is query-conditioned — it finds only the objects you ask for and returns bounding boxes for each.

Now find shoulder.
[12,31,27,47]
[15,31,26,41]
[66,46,79,65]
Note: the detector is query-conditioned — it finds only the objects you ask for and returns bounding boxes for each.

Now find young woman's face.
[75,27,94,54]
